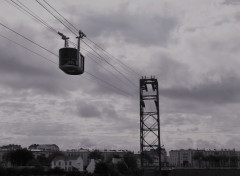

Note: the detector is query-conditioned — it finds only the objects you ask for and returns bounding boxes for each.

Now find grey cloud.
[0,38,97,96]
[3,122,77,137]
[153,55,191,87]
[224,137,240,149]
[162,113,201,126]
[77,102,101,118]
[235,12,240,21]
[79,138,96,148]
[196,139,220,149]
[174,138,194,149]
[83,52,138,96]
[102,105,118,119]
[160,74,240,104]
[70,4,178,47]
[0,101,35,110]
[222,0,240,5]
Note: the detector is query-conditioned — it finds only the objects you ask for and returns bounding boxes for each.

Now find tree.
[192,152,204,168]
[117,161,128,175]
[4,148,34,166]
[230,156,238,168]
[36,154,49,166]
[142,152,153,164]
[94,161,108,175]
[89,150,104,160]
[48,151,65,161]
[123,152,138,170]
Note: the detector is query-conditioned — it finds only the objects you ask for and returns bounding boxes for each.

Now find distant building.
[65,148,90,168]
[0,144,22,151]
[169,149,239,168]
[51,155,84,172]
[30,149,53,159]
[100,150,129,162]
[28,144,59,151]
[169,149,197,167]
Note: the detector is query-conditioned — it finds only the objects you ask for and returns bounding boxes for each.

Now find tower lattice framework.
[140,76,161,171]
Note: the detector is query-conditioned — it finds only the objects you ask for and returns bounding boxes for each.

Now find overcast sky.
[0,0,240,153]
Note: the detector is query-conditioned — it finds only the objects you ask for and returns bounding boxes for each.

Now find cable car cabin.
[59,47,84,75]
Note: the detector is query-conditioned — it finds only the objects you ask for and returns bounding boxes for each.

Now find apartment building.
[169,149,239,168]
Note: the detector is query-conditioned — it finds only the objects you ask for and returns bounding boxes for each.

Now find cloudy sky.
[0,0,240,153]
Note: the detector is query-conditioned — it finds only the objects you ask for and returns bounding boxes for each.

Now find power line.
[40,0,140,78]
[0,27,133,96]
[0,22,58,57]
[85,37,141,77]
[0,33,56,65]
[4,0,29,17]
[42,0,78,32]
[7,0,57,34]
[82,39,138,88]
[70,40,137,89]
[35,1,137,88]
[35,0,78,36]
[34,0,140,86]
[85,71,132,96]
[3,1,139,95]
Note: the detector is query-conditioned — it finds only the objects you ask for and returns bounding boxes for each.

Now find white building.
[65,148,90,168]
[101,150,129,162]
[51,155,84,172]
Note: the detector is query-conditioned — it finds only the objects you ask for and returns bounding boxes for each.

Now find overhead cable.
[38,0,140,82]
[7,0,57,34]
[0,22,58,57]
[35,0,78,36]
[0,28,132,96]
[82,40,138,88]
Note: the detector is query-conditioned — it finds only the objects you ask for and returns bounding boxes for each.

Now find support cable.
[82,39,138,88]
[35,0,78,36]
[34,0,138,89]
[0,30,132,97]
[42,0,78,32]
[70,40,136,89]
[0,33,56,64]
[4,1,139,95]
[7,0,57,34]
[37,0,141,81]
[85,37,141,77]
[0,22,58,57]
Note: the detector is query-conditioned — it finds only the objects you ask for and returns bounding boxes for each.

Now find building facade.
[169,149,239,168]
[65,148,90,167]
[51,155,84,172]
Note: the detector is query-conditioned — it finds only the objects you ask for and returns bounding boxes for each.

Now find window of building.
[69,161,71,165]
[58,161,61,166]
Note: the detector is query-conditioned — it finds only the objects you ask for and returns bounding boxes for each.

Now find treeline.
[1,149,142,176]
[193,152,239,168]
[88,150,141,176]
[2,148,64,167]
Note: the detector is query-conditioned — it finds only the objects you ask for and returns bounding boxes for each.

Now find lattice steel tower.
[140,76,161,171]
